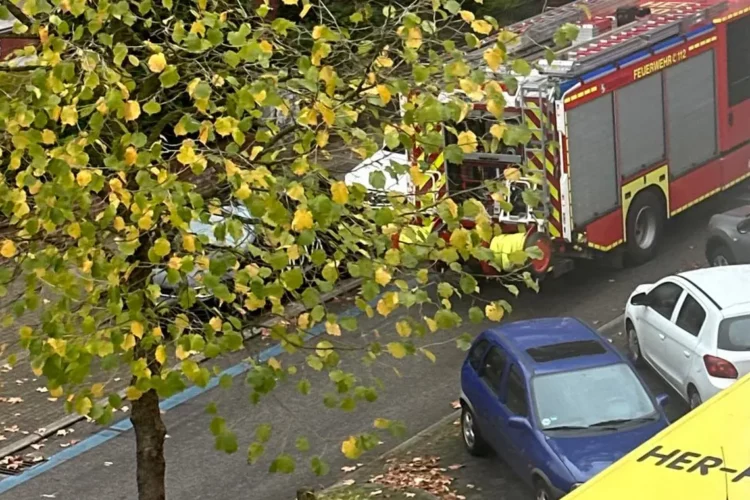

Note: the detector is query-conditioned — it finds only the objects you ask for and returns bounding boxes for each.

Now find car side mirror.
[738,218,750,235]
[508,416,532,431]
[630,292,651,307]
[656,393,669,408]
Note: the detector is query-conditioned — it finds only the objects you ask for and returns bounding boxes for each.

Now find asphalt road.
[1,186,748,500]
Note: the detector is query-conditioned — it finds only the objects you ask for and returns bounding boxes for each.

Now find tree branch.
[0,0,31,26]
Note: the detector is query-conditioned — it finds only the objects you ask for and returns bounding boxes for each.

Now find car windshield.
[532,364,656,430]
[718,315,750,351]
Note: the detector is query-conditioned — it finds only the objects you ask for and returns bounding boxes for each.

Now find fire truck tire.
[625,190,665,265]
[524,232,553,279]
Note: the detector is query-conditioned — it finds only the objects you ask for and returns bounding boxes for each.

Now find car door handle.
[658,334,665,340]
[683,351,690,358]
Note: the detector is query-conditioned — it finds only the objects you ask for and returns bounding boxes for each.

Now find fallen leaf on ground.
[104,462,113,467]
[369,456,461,500]
[341,465,358,473]
[4,397,23,404]
[36,387,48,393]
[56,429,71,437]
[47,398,58,402]
[41,495,57,498]
[0,435,5,441]
[37,428,46,435]
[447,464,464,470]
[451,400,460,409]
[4,425,19,433]
[31,444,44,450]
[340,479,355,487]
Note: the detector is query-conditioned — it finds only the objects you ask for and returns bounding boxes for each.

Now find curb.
[0,277,363,461]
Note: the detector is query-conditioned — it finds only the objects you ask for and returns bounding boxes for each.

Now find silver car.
[705,205,750,266]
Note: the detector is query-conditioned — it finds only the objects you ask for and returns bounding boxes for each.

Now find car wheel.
[461,406,489,457]
[689,388,702,410]
[625,190,665,265]
[708,244,734,267]
[533,480,553,500]
[626,323,645,367]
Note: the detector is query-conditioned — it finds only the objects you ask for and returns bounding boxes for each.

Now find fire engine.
[393,0,750,278]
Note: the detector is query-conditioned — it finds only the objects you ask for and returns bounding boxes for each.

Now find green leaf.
[311,456,330,476]
[281,268,304,290]
[256,423,272,443]
[386,342,407,359]
[219,374,233,389]
[444,0,461,14]
[459,274,478,294]
[369,171,386,190]
[159,65,180,88]
[296,436,310,452]
[248,443,265,464]
[456,333,473,351]
[297,379,311,395]
[153,238,171,257]
[512,58,532,76]
[468,306,484,323]
[143,100,162,115]
[269,454,296,474]
[216,430,238,454]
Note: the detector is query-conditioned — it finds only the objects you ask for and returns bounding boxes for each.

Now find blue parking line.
[0,298,375,494]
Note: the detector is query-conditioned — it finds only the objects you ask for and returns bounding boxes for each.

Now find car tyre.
[626,322,645,367]
[688,387,702,410]
[708,244,735,267]
[461,406,489,457]
[625,190,665,265]
[533,479,553,500]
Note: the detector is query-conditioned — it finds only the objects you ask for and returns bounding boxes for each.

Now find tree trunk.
[131,389,167,500]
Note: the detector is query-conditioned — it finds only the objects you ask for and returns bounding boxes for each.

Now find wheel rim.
[712,254,730,267]
[627,327,640,362]
[633,205,657,250]
[462,410,475,448]
[536,488,549,500]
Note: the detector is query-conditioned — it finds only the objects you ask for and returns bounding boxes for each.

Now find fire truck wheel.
[625,190,665,265]
[524,232,553,279]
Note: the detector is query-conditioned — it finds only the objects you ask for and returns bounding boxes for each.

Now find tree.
[0,0,565,498]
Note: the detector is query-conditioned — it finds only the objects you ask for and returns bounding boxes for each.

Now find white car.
[624,265,750,410]
[344,147,410,205]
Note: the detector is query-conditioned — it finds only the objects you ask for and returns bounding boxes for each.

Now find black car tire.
[533,479,554,500]
[707,243,735,267]
[461,406,489,457]
[625,190,665,265]
[626,322,645,368]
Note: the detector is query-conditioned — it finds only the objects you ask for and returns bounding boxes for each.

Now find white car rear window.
[718,316,750,351]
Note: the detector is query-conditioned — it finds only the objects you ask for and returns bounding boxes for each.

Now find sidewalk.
[0,277,362,465]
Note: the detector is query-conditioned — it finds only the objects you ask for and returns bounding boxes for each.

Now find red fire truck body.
[409,0,750,277]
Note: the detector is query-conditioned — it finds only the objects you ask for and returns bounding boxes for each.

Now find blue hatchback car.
[460,317,670,500]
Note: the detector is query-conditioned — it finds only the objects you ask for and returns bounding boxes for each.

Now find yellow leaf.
[376,292,399,317]
[504,167,521,181]
[182,234,196,252]
[375,55,393,68]
[138,212,153,230]
[375,267,392,286]
[209,317,223,331]
[457,130,477,153]
[215,116,238,137]
[490,123,507,139]
[374,418,390,429]
[123,100,141,121]
[330,181,349,205]
[424,316,438,332]
[91,383,105,398]
[235,183,251,200]
[60,105,78,126]
[315,102,335,126]
[312,25,324,40]
[190,20,206,36]
[387,342,407,359]
[177,140,198,164]
[224,159,239,177]
[298,312,310,329]
[487,98,503,118]
[376,84,392,105]
[326,321,341,336]
[396,320,412,338]
[14,202,29,218]
[259,40,273,55]
[131,321,144,339]
[39,25,49,44]
[405,26,422,49]
[176,345,190,360]
[471,20,493,35]
[485,302,505,322]
[300,2,312,17]
[75,170,92,187]
[147,52,167,73]
[1,240,17,258]
[124,146,138,166]
[122,334,136,351]
[125,386,143,400]
[282,0,297,4]
[47,338,67,356]
[41,129,56,144]
[484,47,505,71]
[152,326,163,338]
[287,183,305,201]
[316,129,329,148]
[75,396,92,416]
[268,357,282,370]
[67,222,81,239]
[460,10,475,22]
[155,345,166,365]
[168,256,182,269]
[291,208,314,232]
[341,436,362,460]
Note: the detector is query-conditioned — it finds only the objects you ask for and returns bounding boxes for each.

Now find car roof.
[677,265,750,310]
[483,317,624,376]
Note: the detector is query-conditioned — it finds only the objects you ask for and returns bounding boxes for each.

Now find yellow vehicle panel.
[566,373,750,499]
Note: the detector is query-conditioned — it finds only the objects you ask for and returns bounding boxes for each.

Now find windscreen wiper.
[589,416,657,428]
[544,425,589,431]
